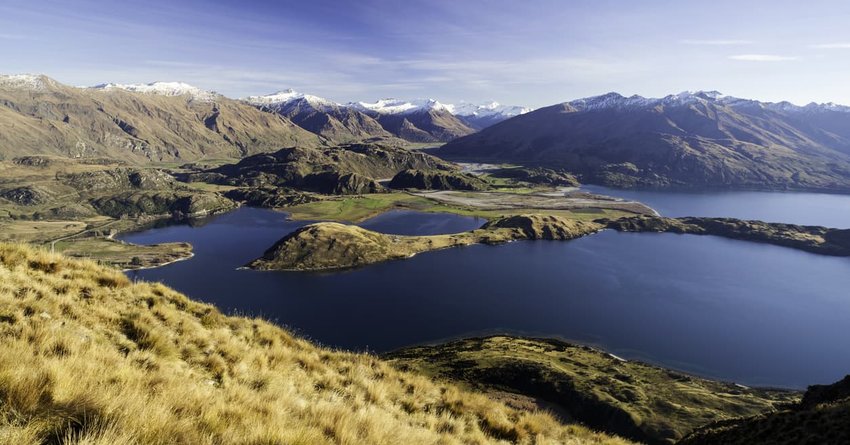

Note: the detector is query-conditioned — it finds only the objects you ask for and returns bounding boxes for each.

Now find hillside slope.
[436,92,850,192]
[387,336,797,445]
[245,90,395,143]
[0,75,321,163]
[0,243,631,445]
[352,99,476,142]
[191,142,456,194]
[680,375,850,445]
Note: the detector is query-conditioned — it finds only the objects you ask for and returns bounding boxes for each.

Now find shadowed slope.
[437,94,850,192]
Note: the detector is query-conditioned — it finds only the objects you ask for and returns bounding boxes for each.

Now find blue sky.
[2,0,850,107]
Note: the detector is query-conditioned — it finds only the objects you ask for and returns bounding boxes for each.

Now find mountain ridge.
[0,74,322,163]
[436,90,850,192]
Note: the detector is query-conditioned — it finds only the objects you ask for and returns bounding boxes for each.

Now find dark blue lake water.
[582,185,850,228]
[121,206,850,389]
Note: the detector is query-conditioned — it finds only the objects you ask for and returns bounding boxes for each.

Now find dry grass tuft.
[0,243,632,445]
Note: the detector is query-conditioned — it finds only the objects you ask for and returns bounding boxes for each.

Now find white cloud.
[811,43,850,49]
[729,54,798,62]
[681,39,753,46]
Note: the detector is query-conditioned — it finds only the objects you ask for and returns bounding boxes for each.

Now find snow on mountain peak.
[803,102,850,113]
[243,89,338,109]
[91,81,219,101]
[0,74,57,91]
[569,91,735,111]
[350,98,451,114]
[448,101,532,118]
[566,91,850,115]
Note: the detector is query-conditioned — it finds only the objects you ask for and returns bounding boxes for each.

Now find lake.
[121,205,850,389]
[582,185,850,228]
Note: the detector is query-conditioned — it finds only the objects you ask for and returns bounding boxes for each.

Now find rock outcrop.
[488,167,580,187]
[192,143,455,195]
[388,169,490,191]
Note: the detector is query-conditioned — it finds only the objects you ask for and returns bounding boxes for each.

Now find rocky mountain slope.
[244,89,395,143]
[0,75,321,163]
[388,168,491,191]
[351,98,476,142]
[451,101,533,130]
[189,142,456,194]
[0,243,632,445]
[245,91,531,143]
[0,157,234,222]
[436,91,850,192]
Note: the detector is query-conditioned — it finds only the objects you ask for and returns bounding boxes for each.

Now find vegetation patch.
[386,336,799,445]
[389,168,491,191]
[0,243,633,445]
[54,238,193,270]
[680,375,850,445]
[248,214,603,271]
[608,215,850,256]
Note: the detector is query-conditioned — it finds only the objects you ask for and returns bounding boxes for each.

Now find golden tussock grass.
[0,243,632,445]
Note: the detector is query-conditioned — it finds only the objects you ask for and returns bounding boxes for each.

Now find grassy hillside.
[387,336,798,445]
[0,243,631,445]
[680,376,850,445]
[0,157,235,268]
[0,75,321,164]
[190,143,456,195]
[248,215,603,271]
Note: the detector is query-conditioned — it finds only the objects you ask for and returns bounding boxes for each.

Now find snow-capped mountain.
[767,101,850,114]
[343,97,530,138]
[448,101,533,130]
[347,98,472,142]
[347,98,531,124]
[438,89,850,192]
[565,91,850,115]
[244,89,392,142]
[567,91,730,111]
[91,81,219,102]
[0,74,59,91]
[349,98,452,115]
[244,89,338,112]
[0,74,320,163]
[449,101,532,119]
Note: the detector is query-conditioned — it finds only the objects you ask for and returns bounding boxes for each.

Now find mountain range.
[0,74,321,163]
[245,91,529,143]
[437,91,850,192]
[0,73,530,163]
[5,73,850,193]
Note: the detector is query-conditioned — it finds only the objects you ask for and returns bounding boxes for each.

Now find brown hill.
[0,75,321,163]
[436,92,850,192]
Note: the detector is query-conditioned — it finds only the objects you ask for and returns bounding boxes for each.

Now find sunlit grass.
[284,192,634,223]
[0,243,633,445]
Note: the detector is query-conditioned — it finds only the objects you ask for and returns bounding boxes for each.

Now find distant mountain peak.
[0,73,59,91]
[569,91,737,111]
[90,81,219,102]
[350,98,451,115]
[243,89,339,109]
[449,101,533,118]
[566,90,850,114]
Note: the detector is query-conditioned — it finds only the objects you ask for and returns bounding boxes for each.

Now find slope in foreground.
[0,243,629,445]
